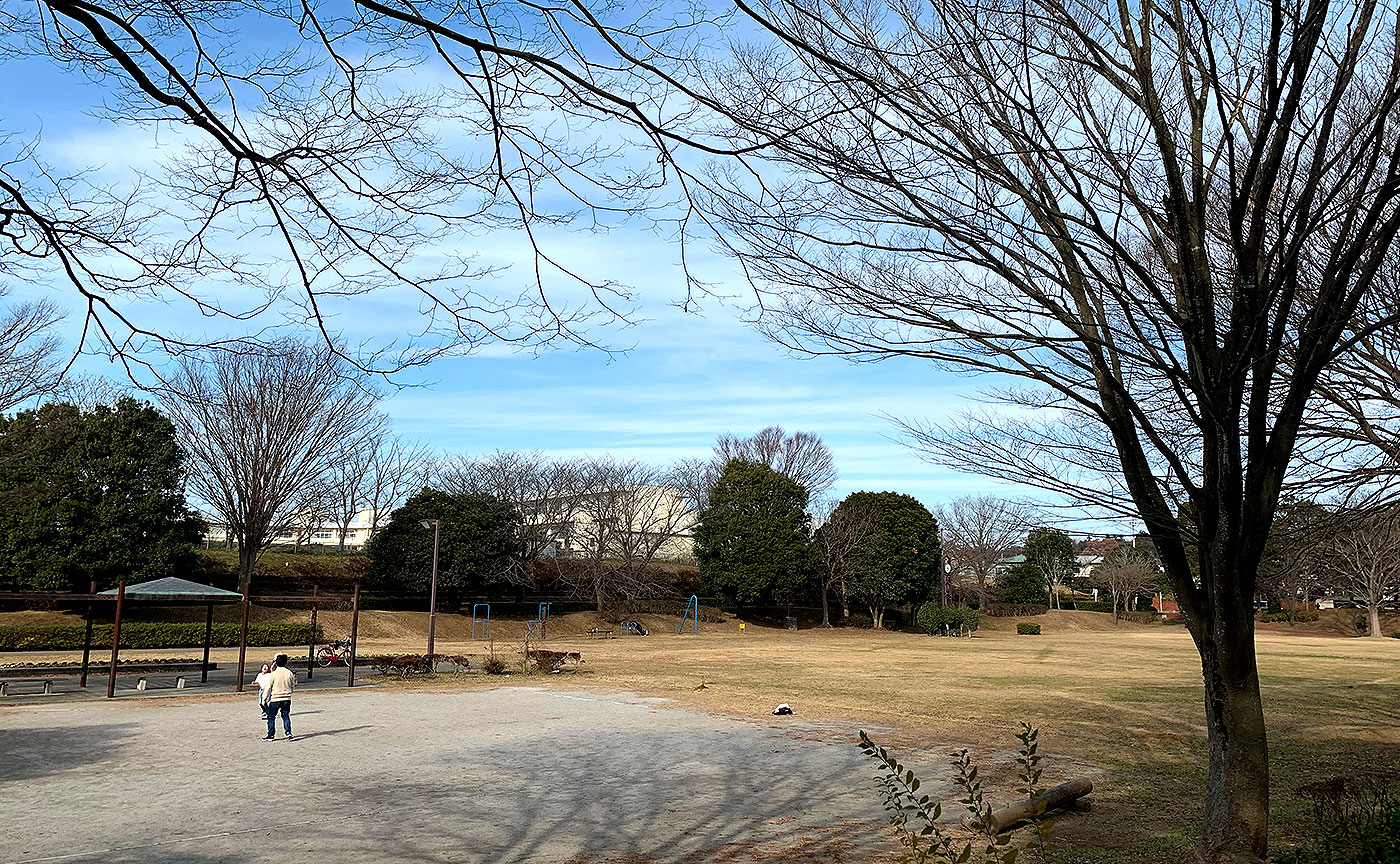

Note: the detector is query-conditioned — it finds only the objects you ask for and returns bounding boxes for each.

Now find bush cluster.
[1016,622,1042,635]
[1071,600,1115,613]
[0,622,321,651]
[1259,610,1321,623]
[984,603,1049,617]
[916,604,980,635]
[847,613,874,629]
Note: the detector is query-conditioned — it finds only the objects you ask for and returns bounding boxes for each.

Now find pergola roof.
[99,577,244,604]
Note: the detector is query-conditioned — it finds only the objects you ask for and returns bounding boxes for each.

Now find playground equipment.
[619,621,647,636]
[472,604,491,640]
[678,595,699,635]
[526,602,552,639]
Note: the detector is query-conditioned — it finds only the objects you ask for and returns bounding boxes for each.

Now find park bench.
[585,627,614,638]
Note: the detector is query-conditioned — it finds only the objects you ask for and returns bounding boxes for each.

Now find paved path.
[0,687,905,863]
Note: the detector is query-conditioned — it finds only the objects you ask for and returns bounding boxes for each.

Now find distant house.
[201,507,385,551]
[526,484,697,563]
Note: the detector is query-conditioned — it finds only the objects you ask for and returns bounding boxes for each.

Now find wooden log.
[965,778,1093,834]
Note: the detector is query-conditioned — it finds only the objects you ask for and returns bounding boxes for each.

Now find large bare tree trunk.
[1197,631,1269,862]
[1367,605,1383,638]
[237,543,257,595]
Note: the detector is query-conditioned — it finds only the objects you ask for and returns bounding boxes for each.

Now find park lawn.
[376,612,1400,864]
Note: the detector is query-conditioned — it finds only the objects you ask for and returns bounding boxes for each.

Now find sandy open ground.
[0,687,899,864]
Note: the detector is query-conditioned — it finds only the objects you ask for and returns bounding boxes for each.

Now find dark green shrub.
[1259,610,1320,623]
[1016,622,1042,635]
[917,604,979,635]
[0,622,322,651]
[1072,600,1114,613]
[985,603,1049,617]
[848,613,874,629]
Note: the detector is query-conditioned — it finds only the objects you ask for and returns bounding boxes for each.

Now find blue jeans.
[265,700,291,737]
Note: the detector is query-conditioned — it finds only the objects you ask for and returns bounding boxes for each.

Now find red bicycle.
[316,638,353,667]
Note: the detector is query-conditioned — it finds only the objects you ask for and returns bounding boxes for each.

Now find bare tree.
[811,496,874,626]
[1089,546,1160,623]
[1256,500,1332,619]
[7,2,673,370]
[320,424,427,552]
[662,0,1400,854]
[1327,513,1400,639]
[712,426,837,499]
[567,457,697,611]
[935,495,1038,606]
[161,343,382,592]
[0,289,63,410]
[363,437,433,537]
[440,451,593,585]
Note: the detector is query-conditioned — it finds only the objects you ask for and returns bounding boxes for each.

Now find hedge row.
[916,604,980,635]
[1071,600,1117,613]
[984,603,1049,617]
[0,622,323,652]
[1017,622,1042,635]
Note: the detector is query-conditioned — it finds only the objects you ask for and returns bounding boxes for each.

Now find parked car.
[1318,596,1364,609]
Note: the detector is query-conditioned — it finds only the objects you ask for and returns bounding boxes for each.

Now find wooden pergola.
[98,577,245,697]
[8,580,362,696]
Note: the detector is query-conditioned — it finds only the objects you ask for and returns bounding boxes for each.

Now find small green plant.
[858,725,1070,864]
[1014,723,1055,861]
[1017,623,1042,635]
[848,613,874,629]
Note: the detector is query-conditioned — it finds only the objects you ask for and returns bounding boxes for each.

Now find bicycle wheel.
[316,646,335,667]
[340,650,353,667]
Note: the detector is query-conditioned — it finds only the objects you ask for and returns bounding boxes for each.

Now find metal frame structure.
[678,595,700,634]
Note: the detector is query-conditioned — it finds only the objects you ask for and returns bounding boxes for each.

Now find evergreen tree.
[839,491,941,628]
[366,489,520,606]
[0,399,205,591]
[695,459,814,606]
[995,562,1051,606]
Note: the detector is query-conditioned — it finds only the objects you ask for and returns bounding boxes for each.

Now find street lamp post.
[420,519,441,658]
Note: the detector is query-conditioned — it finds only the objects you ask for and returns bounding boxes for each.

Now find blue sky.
[0,16,1102,519]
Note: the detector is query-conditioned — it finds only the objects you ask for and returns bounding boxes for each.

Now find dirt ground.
[3,609,1399,862]
[0,688,893,864]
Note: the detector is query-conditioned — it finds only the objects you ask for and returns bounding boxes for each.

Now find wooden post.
[106,581,126,699]
[307,584,318,681]
[347,584,360,688]
[80,580,97,688]
[235,584,251,693]
[201,603,214,683]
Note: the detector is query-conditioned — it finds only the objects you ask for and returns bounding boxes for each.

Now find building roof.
[99,577,244,603]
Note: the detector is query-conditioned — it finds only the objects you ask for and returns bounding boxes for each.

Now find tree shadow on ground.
[0,723,140,783]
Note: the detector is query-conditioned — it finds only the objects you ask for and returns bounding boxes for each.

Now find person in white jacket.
[254,664,273,718]
[262,654,297,740]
